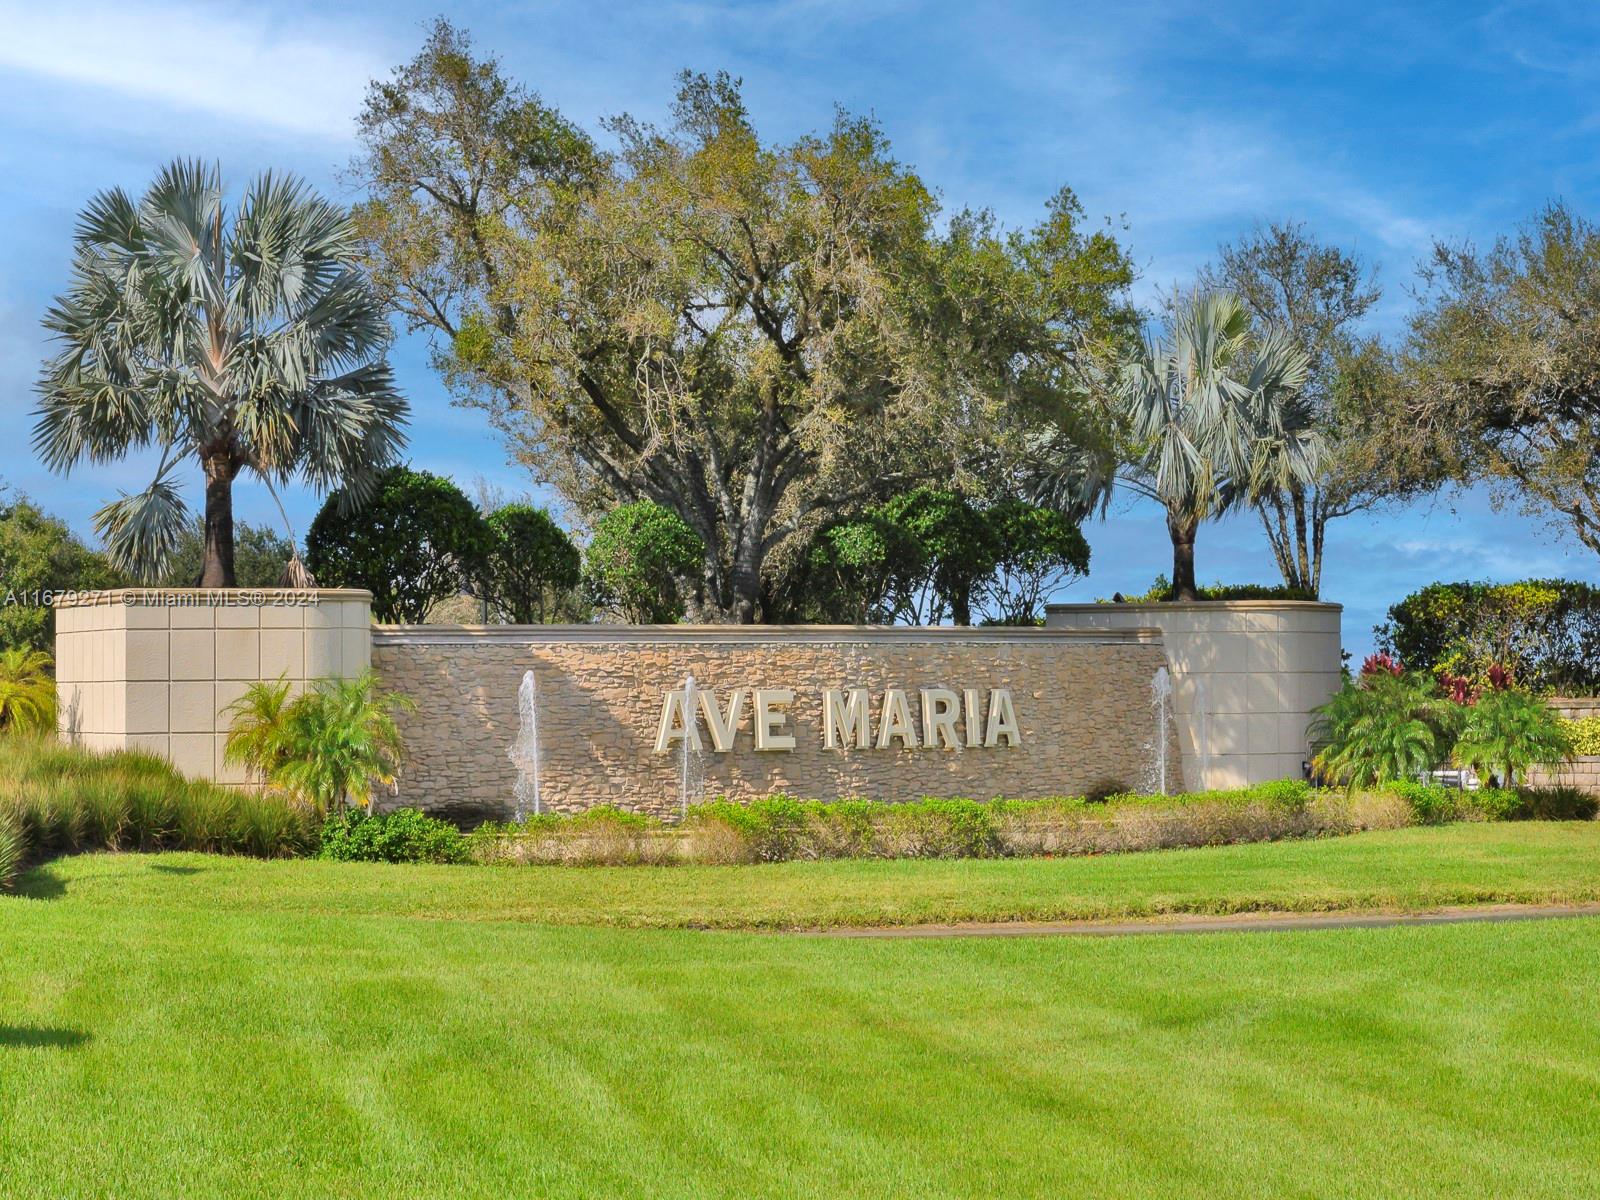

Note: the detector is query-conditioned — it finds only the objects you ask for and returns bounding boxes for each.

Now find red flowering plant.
[1360,652,1404,679]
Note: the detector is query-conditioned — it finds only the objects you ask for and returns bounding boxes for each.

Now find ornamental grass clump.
[472,806,674,866]
[0,736,318,872]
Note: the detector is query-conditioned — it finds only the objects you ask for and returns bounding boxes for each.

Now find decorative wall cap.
[1046,599,1343,613]
[55,587,373,607]
[372,623,1165,647]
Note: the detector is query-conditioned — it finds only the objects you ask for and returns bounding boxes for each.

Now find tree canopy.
[351,20,1133,622]
[162,520,296,589]
[796,488,1089,625]
[306,466,488,623]
[479,503,583,623]
[0,492,123,652]
[1037,292,1313,601]
[1196,222,1412,595]
[1398,202,1600,556]
[584,500,705,624]
[34,160,408,586]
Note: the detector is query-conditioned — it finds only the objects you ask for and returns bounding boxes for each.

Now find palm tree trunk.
[200,452,239,588]
[1168,511,1199,602]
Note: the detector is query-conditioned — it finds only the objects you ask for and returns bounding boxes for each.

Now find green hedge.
[1377,580,1600,693]
[318,808,469,864]
[1561,716,1600,756]
[1113,576,1318,603]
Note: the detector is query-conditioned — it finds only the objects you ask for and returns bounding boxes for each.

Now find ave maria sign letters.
[365,624,1171,816]
[654,685,1022,753]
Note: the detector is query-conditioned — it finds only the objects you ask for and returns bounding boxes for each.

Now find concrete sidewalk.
[815,902,1600,939]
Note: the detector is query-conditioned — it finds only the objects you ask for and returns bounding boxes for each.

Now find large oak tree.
[1399,202,1600,556]
[351,21,1133,621]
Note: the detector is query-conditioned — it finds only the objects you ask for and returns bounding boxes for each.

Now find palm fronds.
[0,648,57,735]
[224,672,414,814]
[34,159,409,583]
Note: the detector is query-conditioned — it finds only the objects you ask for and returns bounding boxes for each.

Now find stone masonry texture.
[372,626,1176,821]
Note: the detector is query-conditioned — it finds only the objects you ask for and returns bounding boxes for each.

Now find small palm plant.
[1455,688,1572,788]
[0,647,57,735]
[221,677,297,778]
[225,673,413,813]
[1310,669,1459,788]
[35,160,409,585]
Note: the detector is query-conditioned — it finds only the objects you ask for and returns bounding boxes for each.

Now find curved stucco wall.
[1045,601,1343,789]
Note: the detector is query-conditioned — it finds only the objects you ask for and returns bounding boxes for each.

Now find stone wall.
[1526,697,1600,792]
[54,589,371,782]
[371,625,1176,821]
[1044,601,1343,789]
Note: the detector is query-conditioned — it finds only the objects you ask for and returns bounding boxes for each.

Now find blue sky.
[1,0,1596,653]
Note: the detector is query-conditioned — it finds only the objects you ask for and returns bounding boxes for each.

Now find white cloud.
[0,1,392,140]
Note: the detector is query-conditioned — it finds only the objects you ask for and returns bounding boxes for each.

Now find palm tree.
[1036,292,1316,600]
[1454,688,1572,788]
[1310,669,1460,788]
[34,160,408,586]
[0,647,56,734]
[221,677,296,779]
[225,673,413,813]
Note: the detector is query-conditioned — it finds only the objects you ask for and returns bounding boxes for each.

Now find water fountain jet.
[508,669,542,819]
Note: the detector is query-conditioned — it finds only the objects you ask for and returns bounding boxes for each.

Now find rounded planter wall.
[1044,600,1343,790]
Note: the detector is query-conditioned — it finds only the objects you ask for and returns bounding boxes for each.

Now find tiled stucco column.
[1045,601,1343,789]
[55,589,372,782]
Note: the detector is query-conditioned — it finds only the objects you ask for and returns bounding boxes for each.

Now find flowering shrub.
[1377,580,1600,693]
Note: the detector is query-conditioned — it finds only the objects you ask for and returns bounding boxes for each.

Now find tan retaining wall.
[371,625,1177,822]
[1045,601,1343,790]
[54,589,371,782]
[1527,697,1600,792]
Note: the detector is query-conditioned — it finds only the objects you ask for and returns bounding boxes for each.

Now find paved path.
[815,902,1600,939]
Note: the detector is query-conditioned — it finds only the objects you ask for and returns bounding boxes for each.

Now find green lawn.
[18,820,1600,929]
[3,826,1600,1197]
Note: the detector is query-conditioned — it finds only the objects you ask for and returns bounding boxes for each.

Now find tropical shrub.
[1454,688,1572,787]
[1559,715,1600,755]
[225,673,414,813]
[318,808,468,864]
[308,466,490,623]
[1310,669,1460,787]
[480,504,584,623]
[0,647,56,734]
[1377,580,1600,693]
[584,501,704,623]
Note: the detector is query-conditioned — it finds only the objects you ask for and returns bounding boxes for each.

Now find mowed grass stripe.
[0,887,1597,1198]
